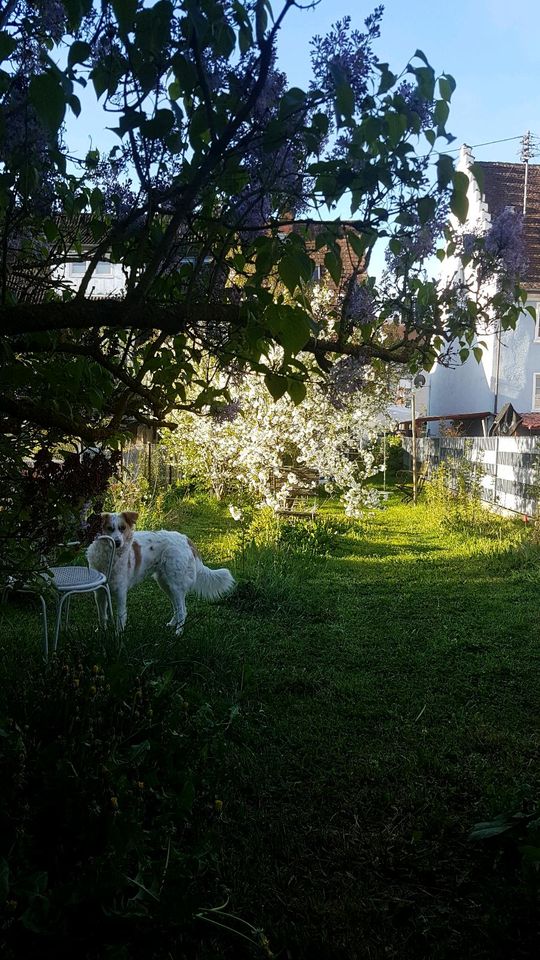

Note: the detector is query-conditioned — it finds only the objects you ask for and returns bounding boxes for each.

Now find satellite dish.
[413,373,426,388]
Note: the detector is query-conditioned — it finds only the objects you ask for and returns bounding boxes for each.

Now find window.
[69,261,87,276]
[528,301,540,340]
[532,373,540,411]
[312,264,325,282]
[94,260,112,276]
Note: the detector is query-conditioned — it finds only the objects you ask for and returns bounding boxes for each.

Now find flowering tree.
[163,286,394,516]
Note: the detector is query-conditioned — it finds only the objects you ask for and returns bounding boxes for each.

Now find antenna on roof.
[520,131,540,214]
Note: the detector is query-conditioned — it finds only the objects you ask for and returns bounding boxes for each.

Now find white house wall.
[497,304,540,411]
[427,145,540,429]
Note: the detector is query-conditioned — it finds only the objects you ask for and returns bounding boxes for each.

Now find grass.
[1,490,540,959]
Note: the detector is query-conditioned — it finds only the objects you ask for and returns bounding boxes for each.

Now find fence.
[402,435,540,517]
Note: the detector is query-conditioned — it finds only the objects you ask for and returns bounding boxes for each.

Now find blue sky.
[70,0,540,166]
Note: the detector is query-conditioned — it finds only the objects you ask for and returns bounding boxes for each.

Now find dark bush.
[0,635,224,959]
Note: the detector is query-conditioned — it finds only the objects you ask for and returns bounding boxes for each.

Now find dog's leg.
[94,588,109,627]
[116,585,128,631]
[170,590,187,636]
[155,572,186,634]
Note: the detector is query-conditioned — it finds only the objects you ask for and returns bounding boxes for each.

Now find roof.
[393,410,492,424]
[519,413,540,431]
[476,161,540,286]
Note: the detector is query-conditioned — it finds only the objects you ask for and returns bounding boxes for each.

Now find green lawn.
[1,492,539,959]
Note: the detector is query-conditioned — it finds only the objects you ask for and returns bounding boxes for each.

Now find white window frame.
[532,373,540,411]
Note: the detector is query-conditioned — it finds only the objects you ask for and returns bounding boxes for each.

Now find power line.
[447,135,523,154]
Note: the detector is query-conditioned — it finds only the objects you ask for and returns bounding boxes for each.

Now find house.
[8,214,361,303]
[426,144,540,437]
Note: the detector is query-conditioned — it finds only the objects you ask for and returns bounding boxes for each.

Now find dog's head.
[89,511,138,549]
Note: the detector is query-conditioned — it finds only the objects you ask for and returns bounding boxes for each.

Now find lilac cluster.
[210,400,242,423]
[252,65,288,124]
[484,206,527,279]
[396,81,433,128]
[344,282,376,324]
[37,0,66,42]
[326,356,367,408]
[230,187,273,238]
[385,199,448,277]
[310,10,383,107]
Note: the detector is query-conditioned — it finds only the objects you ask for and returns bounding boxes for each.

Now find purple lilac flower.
[396,81,433,127]
[210,400,242,423]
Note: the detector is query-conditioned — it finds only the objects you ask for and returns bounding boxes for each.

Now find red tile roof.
[476,161,540,287]
[519,413,540,431]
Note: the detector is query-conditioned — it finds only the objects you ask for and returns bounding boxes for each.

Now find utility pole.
[519,130,540,214]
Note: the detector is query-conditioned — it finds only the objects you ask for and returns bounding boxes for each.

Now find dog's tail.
[193,562,235,601]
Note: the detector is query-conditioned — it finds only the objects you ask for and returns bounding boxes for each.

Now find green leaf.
[335,81,355,121]
[279,308,311,354]
[238,23,253,55]
[61,0,93,32]
[437,153,454,191]
[0,31,17,64]
[29,72,66,133]
[413,49,430,66]
[279,87,307,120]
[347,231,368,259]
[450,171,469,223]
[112,0,138,34]
[469,817,516,840]
[287,378,307,404]
[439,74,456,101]
[417,196,436,224]
[324,250,342,285]
[264,373,288,401]
[141,109,175,139]
[278,254,301,294]
[43,219,60,241]
[377,62,397,95]
[434,99,449,128]
[472,346,483,363]
[68,40,92,68]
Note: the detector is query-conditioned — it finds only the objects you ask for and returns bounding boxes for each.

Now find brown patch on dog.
[122,511,139,528]
[187,537,201,560]
[132,540,142,571]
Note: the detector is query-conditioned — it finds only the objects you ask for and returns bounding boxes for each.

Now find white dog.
[87,511,235,634]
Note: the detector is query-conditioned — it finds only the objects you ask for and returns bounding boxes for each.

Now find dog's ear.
[122,511,138,528]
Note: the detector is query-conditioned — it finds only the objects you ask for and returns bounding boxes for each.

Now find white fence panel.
[402,436,540,516]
